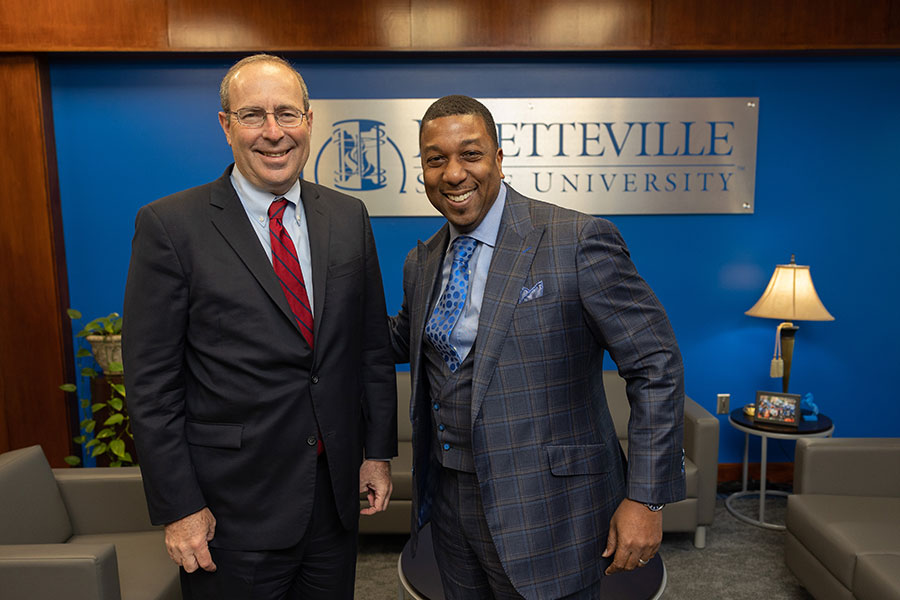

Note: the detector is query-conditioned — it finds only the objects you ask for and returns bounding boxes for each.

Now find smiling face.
[218,61,312,195]
[420,114,504,233]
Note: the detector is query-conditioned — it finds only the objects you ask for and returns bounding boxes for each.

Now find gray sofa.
[361,370,720,549]
[786,437,900,600]
[0,445,180,600]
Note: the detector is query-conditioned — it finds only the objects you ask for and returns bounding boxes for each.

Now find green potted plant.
[76,310,123,374]
[60,309,134,467]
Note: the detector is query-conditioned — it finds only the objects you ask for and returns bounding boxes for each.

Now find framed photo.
[754,391,801,427]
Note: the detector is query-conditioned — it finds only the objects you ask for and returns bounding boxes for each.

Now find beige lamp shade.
[745,256,834,321]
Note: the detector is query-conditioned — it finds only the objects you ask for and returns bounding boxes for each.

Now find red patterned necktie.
[268,198,322,454]
[268,198,314,349]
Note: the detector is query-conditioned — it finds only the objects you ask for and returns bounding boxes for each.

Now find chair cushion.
[786,494,900,588]
[69,531,179,600]
[854,554,900,600]
[0,446,72,544]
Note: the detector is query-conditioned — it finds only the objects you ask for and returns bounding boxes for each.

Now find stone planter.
[85,334,123,374]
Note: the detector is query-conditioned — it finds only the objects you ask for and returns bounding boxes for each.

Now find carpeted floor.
[354,494,815,599]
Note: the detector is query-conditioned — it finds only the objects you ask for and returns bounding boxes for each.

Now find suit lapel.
[471,188,545,423]
[410,226,449,376]
[207,168,299,331]
[300,180,330,341]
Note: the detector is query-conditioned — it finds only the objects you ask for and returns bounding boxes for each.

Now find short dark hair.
[420,95,498,149]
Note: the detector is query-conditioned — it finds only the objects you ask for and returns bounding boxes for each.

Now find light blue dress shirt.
[230,167,314,315]
[434,183,507,364]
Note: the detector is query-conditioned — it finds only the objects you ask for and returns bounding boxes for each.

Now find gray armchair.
[786,438,900,600]
[0,445,180,600]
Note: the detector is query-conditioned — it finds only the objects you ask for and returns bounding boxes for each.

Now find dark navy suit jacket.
[124,166,397,551]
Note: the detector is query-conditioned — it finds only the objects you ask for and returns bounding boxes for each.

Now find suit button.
[311,375,319,384]
[433,402,440,411]
[307,435,317,446]
[442,443,450,451]
[438,424,445,431]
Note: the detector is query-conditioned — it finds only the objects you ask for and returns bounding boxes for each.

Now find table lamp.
[745,255,834,393]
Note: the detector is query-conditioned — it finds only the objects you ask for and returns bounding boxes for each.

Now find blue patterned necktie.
[425,235,478,372]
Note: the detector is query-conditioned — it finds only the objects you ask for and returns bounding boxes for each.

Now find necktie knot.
[268,198,289,221]
[451,235,477,264]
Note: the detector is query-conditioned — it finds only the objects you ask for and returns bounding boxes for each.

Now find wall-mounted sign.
[310,98,759,216]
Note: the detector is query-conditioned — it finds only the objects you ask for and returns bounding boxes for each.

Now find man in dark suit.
[390,95,685,599]
[123,54,397,600]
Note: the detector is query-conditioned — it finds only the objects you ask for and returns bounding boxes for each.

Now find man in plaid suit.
[390,95,685,599]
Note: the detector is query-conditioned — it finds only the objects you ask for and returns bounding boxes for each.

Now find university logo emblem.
[313,119,406,193]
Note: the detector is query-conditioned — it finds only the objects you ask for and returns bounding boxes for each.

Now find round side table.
[725,408,834,530]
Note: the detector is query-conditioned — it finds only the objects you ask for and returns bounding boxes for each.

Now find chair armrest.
[0,543,121,600]
[682,396,719,525]
[53,467,158,534]
[794,438,900,497]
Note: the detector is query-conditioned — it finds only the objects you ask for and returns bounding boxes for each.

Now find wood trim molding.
[719,462,795,485]
[1,0,897,53]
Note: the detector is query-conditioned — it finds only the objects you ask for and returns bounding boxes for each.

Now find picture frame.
[754,391,802,427]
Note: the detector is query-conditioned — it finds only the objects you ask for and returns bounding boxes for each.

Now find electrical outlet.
[716,393,730,414]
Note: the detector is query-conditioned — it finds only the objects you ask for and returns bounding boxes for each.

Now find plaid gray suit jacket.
[390,185,684,599]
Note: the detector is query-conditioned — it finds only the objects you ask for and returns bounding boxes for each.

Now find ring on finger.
[638,558,649,566]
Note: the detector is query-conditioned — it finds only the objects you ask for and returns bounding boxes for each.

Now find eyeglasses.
[229,108,307,128]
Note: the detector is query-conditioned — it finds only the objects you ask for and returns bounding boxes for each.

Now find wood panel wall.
[0,0,897,464]
[1,0,898,52]
[0,56,74,465]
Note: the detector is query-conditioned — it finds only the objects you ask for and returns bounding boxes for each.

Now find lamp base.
[780,323,798,393]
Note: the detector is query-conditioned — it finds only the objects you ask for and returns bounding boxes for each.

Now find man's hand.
[164,507,217,573]
[359,459,393,515]
[602,498,662,574]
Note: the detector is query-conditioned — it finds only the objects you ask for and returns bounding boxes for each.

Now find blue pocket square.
[519,281,544,304]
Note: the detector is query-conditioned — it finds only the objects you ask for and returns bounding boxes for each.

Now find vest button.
[438,424,445,431]
[306,435,317,446]
[311,375,319,384]
[443,443,450,451]
[433,402,440,411]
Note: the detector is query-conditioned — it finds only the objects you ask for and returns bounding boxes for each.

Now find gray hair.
[219,54,309,113]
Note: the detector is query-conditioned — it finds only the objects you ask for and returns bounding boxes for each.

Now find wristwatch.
[643,503,666,512]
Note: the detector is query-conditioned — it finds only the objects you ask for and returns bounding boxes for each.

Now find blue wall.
[51,57,900,465]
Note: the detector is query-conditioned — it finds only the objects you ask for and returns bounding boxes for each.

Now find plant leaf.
[64,455,82,466]
[84,420,96,433]
[73,435,86,444]
[82,367,98,378]
[108,397,123,411]
[104,413,125,426]
[76,348,92,358]
[91,403,106,413]
[108,361,124,373]
[110,439,126,457]
[59,383,77,392]
[95,428,115,439]
[67,308,82,320]
[110,383,126,397]
[85,438,99,448]
[122,452,133,463]
[90,443,108,458]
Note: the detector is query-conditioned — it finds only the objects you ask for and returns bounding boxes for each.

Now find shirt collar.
[448,183,507,249]
[230,165,303,228]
